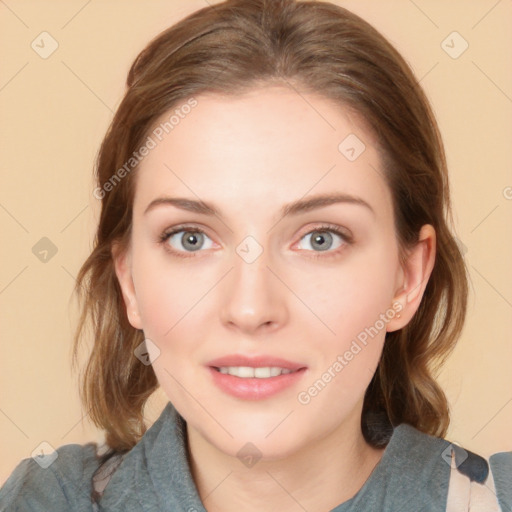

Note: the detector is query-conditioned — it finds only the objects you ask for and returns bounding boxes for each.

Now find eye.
[158,223,352,259]
[159,226,215,256]
[296,224,352,256]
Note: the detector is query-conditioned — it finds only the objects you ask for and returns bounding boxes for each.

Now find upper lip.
[206,354,307,371]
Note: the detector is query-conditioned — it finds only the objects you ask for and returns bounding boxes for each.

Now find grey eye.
[298,230,344,252]
[167,230,214,252]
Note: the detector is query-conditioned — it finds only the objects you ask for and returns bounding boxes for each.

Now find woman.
[1,0,510,510]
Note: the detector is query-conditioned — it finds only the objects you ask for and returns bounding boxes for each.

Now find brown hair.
[73,0,468,452]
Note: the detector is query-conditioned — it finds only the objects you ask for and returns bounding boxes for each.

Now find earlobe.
[387,224,436,332]
[111,242,143,330]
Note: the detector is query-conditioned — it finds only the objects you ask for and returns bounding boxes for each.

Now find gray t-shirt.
[1,402,510,511]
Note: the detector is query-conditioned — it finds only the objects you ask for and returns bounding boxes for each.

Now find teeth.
[217,366,294,378]
[238,366,255,378]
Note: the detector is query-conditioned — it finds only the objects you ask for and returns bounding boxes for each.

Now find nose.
[219,245,288,335]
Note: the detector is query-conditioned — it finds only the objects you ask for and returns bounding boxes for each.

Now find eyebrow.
[143,192,375,219]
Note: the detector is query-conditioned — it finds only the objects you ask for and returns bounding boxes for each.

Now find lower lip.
[207,367,307,400]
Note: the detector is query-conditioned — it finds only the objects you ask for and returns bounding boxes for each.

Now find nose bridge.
[219,238,287,332]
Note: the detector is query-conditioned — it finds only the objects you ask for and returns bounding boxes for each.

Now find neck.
[186,413,385,512]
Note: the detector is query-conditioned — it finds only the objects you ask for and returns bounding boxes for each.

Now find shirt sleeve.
[489,451,512,512]
[0,443,100,512]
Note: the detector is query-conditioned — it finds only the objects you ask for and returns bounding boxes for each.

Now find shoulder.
[392,424,511,511]
[376,424,506,508]
[386,423,453,487]
[489,451,512,510]
[444,449,512,511]
[390,423,490,478]
[0,442,101,511]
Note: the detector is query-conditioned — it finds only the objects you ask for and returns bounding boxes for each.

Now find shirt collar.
[100,401,451,511]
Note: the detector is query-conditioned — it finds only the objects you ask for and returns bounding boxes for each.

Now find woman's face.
[115,86,411,460]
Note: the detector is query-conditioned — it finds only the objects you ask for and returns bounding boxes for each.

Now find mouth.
[213,366,297,378]
[206,355,308,400]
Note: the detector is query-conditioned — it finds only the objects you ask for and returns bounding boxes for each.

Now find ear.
[111,241,143,330]
[386,224,436,332]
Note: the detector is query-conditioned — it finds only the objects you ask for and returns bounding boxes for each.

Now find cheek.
[131,247,197,337]
[297,249,397,339]
[295,270,391,415]
[295,247,397,393]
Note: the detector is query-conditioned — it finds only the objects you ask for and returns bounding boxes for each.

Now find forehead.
[133,86,392,222]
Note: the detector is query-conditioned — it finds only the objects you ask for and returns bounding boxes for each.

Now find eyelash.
[158,223,353,259]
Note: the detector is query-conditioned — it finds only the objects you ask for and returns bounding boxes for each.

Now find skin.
[113,86,436,511]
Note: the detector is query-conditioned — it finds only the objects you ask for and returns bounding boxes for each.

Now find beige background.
[1,0,511,485]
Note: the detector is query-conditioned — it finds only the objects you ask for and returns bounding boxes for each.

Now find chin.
[208,425,307,462]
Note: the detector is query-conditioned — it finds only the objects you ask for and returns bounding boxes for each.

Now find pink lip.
[206,354,308,400]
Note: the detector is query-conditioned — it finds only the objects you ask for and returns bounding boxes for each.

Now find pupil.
[183,232,202,251]
[312,231,331,251]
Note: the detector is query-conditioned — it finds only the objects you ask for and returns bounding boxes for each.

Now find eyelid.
[291,223,353,257]
[295,223,353,243]
[158,222,353,258]
[159,223,212,240]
